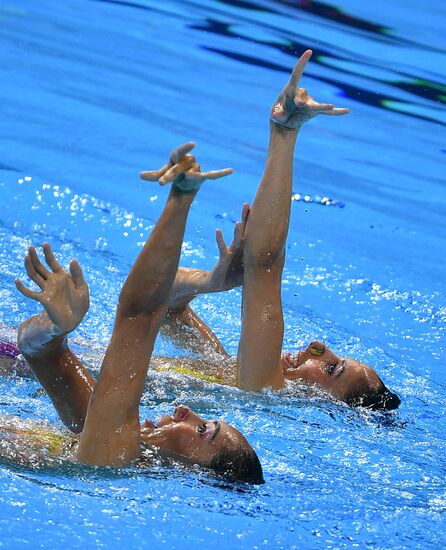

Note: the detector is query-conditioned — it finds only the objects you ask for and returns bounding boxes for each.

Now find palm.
[15,244,89,335]
[271,50,349,130]
[38,272,89,333]
[209,204,249,291]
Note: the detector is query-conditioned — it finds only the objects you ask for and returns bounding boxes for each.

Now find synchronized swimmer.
[1,50,399,484]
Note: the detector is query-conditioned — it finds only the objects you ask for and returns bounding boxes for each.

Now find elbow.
[117,285,164,319]
[243,230,287,271]
[243,246,285,272]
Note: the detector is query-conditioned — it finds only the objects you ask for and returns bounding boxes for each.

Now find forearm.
[18,312,94,432]
[161,305,228,356]
[167,267,214,312]
[118,187,197,317]
[244,125,298,267]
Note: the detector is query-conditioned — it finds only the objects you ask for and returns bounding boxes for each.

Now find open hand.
[271,50,349,130]
[140,142,233,192]
[208,203,250,291]
[15,243,90,335]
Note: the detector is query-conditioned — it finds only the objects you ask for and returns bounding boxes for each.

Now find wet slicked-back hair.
[346,386,401,411]
[209,445,264,485]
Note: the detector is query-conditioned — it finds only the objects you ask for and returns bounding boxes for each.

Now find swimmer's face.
[282,340,385,403]
[140,405,253,468]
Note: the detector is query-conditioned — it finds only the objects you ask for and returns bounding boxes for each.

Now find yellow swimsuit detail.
[156,364,225,385]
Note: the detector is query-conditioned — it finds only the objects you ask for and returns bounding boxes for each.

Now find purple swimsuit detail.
[0,340,21,359]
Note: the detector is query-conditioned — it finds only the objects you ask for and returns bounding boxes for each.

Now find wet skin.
[140,405,252,467]
[281,340,385,402]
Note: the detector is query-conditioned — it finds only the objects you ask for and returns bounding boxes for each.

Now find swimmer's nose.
[308,341,326,356]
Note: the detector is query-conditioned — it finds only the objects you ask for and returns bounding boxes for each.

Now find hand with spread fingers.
[271,49,350,130]
[208,203,250,292]
[140,142,233,192]
[15,243,90,335]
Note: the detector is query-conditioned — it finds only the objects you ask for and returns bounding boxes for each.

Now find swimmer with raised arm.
[160,51,400,410]
[2,49,399,457]
[10,144,264,483]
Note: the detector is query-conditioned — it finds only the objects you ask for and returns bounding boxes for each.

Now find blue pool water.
[1,0,445,547]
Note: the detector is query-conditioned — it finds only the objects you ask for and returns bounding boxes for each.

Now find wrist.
[269,120,300,137]
[18,313,68,358]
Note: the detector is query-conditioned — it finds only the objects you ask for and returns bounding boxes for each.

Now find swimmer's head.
[140,405,264,484]
[282,340,400,411]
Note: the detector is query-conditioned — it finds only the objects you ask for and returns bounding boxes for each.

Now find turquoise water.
[0,0,445,547]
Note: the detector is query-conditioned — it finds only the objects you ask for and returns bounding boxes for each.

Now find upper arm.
[236,262,285,391]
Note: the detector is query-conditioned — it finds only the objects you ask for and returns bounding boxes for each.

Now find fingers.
[28,246,51,279]
[170,141,196,164]
[24,253,45,288]
[229,203,250,251]
[14,279,40,301]
[69,259,87,289]
[310,103,334,112]
[287,49,312,91]
[43,242,63,272]
[320,107,350,116]
[197,168,233,180]
[215,229,227,256]
[140,164,169,181]
[241,203,250,228]
[231,221,243,250]
[160,154,196,184]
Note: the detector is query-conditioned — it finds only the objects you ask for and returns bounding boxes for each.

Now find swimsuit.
[0,340,20,359]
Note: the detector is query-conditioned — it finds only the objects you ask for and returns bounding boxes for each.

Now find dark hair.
[209,446,264,485]
[346,386,401,411]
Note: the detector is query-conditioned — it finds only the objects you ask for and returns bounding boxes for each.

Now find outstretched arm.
[77,143,232,466]
[160,203,249,356]
[15,245,94,432]
[237,50,349,391]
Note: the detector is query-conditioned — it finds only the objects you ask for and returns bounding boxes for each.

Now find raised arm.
[77,143,233,466]
[237,50,349,391]
[160,203,249,356]
[15,245,94,432]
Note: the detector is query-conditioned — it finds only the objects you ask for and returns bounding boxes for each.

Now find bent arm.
[161,304,228,356]
[17,312,94,433]
[161,204,249,356]
[15,244,94,432]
